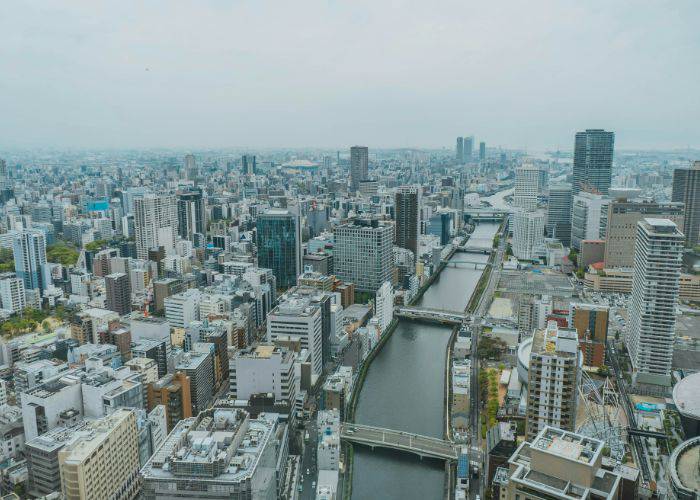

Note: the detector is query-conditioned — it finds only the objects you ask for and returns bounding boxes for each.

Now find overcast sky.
[1,1,698,151]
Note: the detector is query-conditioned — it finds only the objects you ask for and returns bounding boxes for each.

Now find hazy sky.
[1,1,698,151]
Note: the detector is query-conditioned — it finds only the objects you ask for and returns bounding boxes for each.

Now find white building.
[267,296,324,379]
[514,164,540,211]
[164,289,201,328]
[512,210,545,261]
[570,191,609,251]
[21,377,83,440]
[374,281,394,333]
[133,193,177,260]
[229,345,296,405]
[317,409,340,471]
[0,273,26,313]
[625,218,684,387]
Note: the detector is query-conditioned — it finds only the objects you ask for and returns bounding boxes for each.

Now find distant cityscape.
[0,131,696,500]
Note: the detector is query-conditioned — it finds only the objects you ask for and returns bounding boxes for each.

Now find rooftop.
[672,372,700,419]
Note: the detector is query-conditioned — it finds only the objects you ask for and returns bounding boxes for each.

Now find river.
[350,222,500,500]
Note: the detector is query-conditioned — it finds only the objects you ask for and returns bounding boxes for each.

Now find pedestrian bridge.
[394,306,469,325]
[340,423,459,461]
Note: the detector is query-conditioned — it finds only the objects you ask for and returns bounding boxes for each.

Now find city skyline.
[1,1,699,150]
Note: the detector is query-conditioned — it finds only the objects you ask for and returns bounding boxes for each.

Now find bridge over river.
[341,423,459,461]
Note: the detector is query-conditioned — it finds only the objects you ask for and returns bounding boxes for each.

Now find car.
[298,484,303,492]
[312,481,316,490]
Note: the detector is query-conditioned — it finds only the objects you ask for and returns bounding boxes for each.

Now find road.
[468,219,507,500]
[299,419,319,499]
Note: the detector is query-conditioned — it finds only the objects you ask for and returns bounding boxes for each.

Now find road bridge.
[453,246,491,254]
[394,306,470,325]
[442,259,491,269]
[340,423,459,461]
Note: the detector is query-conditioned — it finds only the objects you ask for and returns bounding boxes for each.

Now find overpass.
[394,306,469,325]
[340,423,459,461]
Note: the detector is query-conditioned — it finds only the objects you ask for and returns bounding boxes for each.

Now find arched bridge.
[340,423,459,461]
[394,306,470,325]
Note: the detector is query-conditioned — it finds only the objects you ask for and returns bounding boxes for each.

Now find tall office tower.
[256,209,302,289]
[333,219,393,293]
[525,321,580,441]
[58,409,140,500]
[134,194,177,260]
[514,164,540,211]
[105,272,131,316]
[604,200,685,268]
[500,427,623,500]
[241,154,256,175]
[512,210,545,260]
[625,219,683,387]
[463,136,474,161]
[350,146,369,191]
[546,183,573,246]
[572,129,614,195]
[13,230,51,293]
[479,141,486,161]
[268,296,323,378]
[568,303,609,367]
[672,161,700,247]
[395,186,420,257]
[456,137,464,163]
[183,154,198,181]
[570,191,609,251]
[176,188,205,243]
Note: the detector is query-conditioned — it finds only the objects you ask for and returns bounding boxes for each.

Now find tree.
[47,243,79,266]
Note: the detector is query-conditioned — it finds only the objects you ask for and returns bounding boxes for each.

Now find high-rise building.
[241,154,256,175]
[463,136,473,161]
[13,229,51,293]
[546,183,573,247]
[105,272,131,316]
[58,409,141,500]
[267,295,323,378]
[350,146,369,191]
[499,427,624,500]
[456,137,464,163]
[512,210,545,261]
[672,161,700,248]
[572,129,615,195]
[525,321,580,441]
[570,191,609,251]
[174,350,214,415]
[479,141,486,161]
[230,345,296,405]
[256,209,302,289]
[514,164,540,211]
[183,154,197,181]
[146,372,192,432]
[133,194,177,260]
[568,303,609,367]
[176,188,205,243]
[395,185,420,257]
[0,273,26,313]
[604,199,684,268]
[333,219,393,293]
[625,218,683,387]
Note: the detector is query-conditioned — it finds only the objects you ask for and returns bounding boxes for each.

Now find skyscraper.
[134,194,177,260]
[242,154,256,175]
[512,210,545,260]
[572,129,614,195]
[333,219,393,293]
[456,137,464,163]
[479,141,486,161]
[525,321,580,441]
[256,209,301,289]
[350,146,368,192]
[105,272,131,316]
[183,154,198,181]
[546,183,573,247]
[604,199,684,267]
[513,165,540,211]
[463,136,474,161]
[176,188,205,243]
[395,186,420,257]
[625,218,683,387]
[570,191,609,251]
[13,230,51,294]
[672,161,700,248]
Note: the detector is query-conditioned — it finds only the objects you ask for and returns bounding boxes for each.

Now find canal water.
[351,222,500,500]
